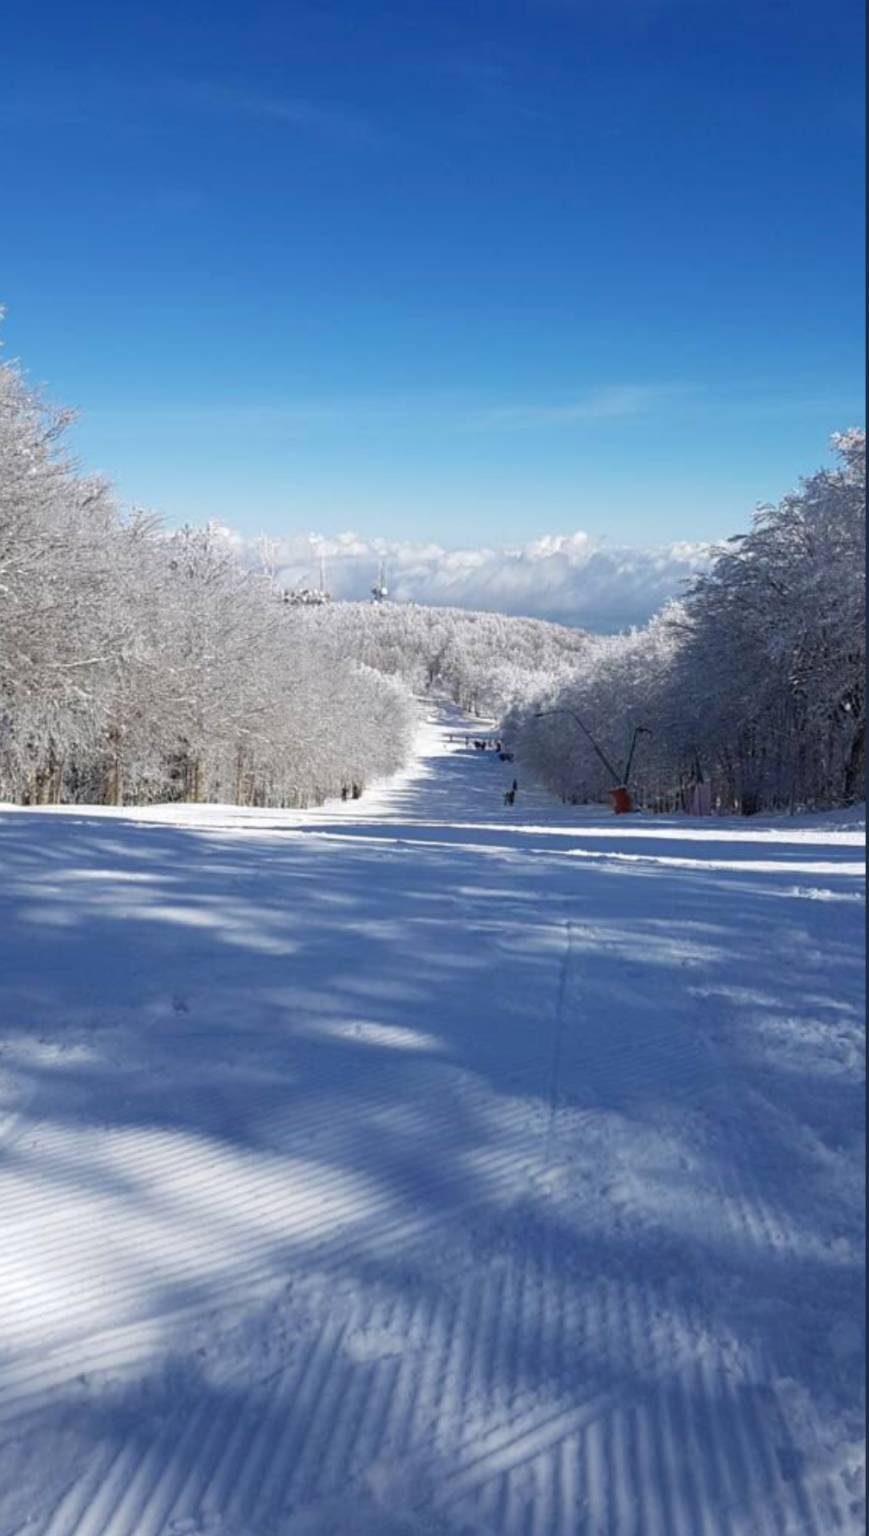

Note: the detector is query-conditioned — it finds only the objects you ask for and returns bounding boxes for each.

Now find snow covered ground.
[0,706,864,1536]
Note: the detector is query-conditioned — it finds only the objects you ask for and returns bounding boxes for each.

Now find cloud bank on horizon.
[226,527,713,632]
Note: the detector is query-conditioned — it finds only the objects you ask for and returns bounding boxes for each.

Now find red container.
[609,785,633,814]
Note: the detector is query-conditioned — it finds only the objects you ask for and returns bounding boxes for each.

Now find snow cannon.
[609,785,633,814]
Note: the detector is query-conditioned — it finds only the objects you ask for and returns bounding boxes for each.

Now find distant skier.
[511,779,518,794]
[504,788,515,806]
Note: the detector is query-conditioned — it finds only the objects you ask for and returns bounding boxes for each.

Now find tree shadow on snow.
[0,801,863,1535]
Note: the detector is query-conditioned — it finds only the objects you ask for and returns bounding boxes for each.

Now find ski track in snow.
[0,708,864,1535]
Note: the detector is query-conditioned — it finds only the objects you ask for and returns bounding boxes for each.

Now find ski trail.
[543,918,573,1167]
[0,706,863,1536]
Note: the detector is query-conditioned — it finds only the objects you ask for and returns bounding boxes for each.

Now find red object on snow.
[609,785,633,814]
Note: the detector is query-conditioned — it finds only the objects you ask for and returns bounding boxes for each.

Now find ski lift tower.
[371,561,388,603]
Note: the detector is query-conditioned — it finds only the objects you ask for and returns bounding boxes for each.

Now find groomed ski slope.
[0,706,864,1536]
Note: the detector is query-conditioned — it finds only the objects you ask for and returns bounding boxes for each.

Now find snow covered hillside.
[0,707,864,1536]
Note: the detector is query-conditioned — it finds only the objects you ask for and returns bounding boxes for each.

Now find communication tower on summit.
[286,545,331,606]
[371,561,388,603]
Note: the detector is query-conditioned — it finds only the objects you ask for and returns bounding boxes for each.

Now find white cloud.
[229,525,712,632]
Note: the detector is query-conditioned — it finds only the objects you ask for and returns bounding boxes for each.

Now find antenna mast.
[285,540,331,606]
[371,560,388,603]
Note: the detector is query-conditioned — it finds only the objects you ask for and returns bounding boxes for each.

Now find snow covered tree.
[507,432,865,813]
[0,340,417,810]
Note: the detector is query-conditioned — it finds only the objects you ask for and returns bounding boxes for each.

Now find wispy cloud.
[85,383,690,438]
[0,75,380,148]
[176,80,381,146]
[473,383,692,429]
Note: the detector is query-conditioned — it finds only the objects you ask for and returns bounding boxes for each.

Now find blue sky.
[1,0,864,548]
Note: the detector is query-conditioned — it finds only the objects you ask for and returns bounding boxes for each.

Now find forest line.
[1,336,863,813]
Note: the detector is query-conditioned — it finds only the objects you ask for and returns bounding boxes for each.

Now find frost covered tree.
[665,429,866,810]
[505,614,680,806]
[508,432,865,813]
[291,598,592,719]
[4,321,861,817]
[0,340,416,808]
[0,352,137,802]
